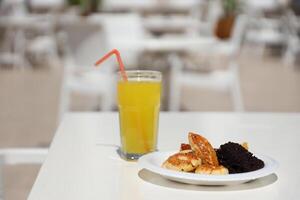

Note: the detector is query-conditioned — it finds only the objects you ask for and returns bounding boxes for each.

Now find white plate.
[138,151,279,186]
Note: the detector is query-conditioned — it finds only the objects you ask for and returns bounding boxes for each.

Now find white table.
[142,36,216,52]
[29,112,300,200]
[245,0,280,11]
[143,16,200,33]
[103,0,202,12]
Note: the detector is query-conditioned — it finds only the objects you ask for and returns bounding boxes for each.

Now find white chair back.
[61,23,107,71]
[61,22,116,111]
[168,53,244,111]
[206,0,223,35]
[167,16,247,112]
[283,10,300,67]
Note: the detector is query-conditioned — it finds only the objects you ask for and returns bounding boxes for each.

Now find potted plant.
[215,0,240,40]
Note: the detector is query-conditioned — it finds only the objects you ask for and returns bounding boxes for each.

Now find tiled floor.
[1,47,300,200]
[3,165,41,200]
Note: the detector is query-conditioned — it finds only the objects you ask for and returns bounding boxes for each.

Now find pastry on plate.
[195,165,229,175]
[188,132,219,166]
[162,151,201,172]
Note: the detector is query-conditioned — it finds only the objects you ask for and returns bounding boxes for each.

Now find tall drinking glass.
[117,70,162,160]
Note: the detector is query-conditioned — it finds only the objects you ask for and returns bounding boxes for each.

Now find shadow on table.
[138,169,278,191]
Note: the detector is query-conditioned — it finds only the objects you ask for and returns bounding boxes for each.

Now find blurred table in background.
[245,0,282,13]
[142,36,216,52]
[143,15,199,34]
[102,0,203,13]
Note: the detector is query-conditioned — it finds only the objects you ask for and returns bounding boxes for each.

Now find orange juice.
[117,71,161,160]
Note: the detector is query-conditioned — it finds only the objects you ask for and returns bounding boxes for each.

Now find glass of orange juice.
[117,70,162,160]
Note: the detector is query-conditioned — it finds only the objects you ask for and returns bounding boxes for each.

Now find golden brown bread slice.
[195,165,229,175]
[162,151,201,172]
[188,132,219,166]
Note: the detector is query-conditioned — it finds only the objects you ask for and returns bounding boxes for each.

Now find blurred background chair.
[283,10,300,67]
[60,20,116,111]
[188,0,223,37]
[100,13,147,69]
[244,0,288,58]
[245,17,288,59]
[0,14,59,69]
[168,14,247,111]
[0,0,27,16]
